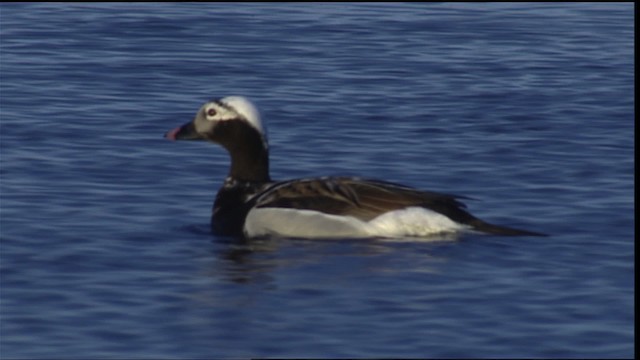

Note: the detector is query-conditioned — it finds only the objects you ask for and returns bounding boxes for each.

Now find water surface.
[0,3,634,358]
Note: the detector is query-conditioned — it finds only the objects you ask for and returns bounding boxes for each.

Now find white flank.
[243,206,470,239]
[367,207,470,237]
[244,208,370,238]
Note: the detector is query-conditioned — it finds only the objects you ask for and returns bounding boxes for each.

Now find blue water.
[0,3,634,358]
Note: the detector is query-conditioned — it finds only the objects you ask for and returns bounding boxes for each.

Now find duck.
[165,96,546,239]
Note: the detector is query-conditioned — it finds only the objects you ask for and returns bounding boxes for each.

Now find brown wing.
[251,176,546,236]
[252,176,477,223]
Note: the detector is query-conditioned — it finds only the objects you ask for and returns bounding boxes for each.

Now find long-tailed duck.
[165,96,546,239]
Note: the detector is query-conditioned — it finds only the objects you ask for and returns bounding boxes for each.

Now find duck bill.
[164,122,203,141]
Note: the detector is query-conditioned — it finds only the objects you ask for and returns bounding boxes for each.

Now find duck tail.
[469,219,548,237]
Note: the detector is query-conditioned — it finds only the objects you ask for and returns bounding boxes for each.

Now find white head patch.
[209,96,265,136]
[195,96,268,149]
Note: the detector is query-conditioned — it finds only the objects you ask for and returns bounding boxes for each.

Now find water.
[0,3,634,358]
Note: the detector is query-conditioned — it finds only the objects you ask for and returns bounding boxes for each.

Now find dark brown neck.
[228,143,270,183]
[209,120,271,183]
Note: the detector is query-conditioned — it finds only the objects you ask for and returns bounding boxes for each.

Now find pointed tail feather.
[469,219,548,237]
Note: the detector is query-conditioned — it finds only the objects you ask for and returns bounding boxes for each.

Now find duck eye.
[207,108,217,117]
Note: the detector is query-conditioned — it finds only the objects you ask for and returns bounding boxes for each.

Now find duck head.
[165,96,271,183]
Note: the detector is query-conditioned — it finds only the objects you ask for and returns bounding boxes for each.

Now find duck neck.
[227,143,271,183]
[209,119,272,183]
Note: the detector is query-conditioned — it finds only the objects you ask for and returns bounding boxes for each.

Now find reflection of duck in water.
[165,96,546,239]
